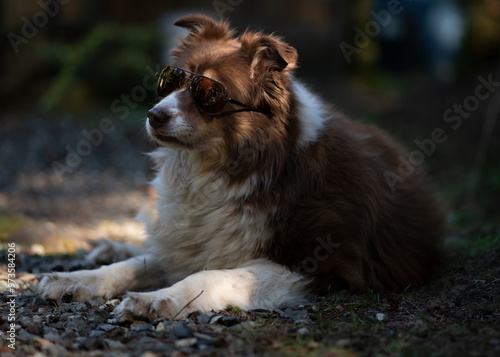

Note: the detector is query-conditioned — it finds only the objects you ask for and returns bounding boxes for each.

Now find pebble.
[89,330,106,338]
[104,339,126,349]
[132,323,154,332]
[75,303,88,312]
[220,316,238,327]
[193,332,215,341]
[66,315,87,332]
[209,315,223,325]
[376,313,386,322]
[62,302,87,312]
[87,311,107,326]
[59,312,73,321]
[174,337,198,348]
[98,324,117,332]
[294,319,311,325]
[156,321,166,331]
[173,321,193,338]
[280,308,310,321]
[194,332,216,347]
[296,327,310,335]
[18,315,33,328]
[88,297,105,307]
[197,311,216,324]
[44,332,63,344]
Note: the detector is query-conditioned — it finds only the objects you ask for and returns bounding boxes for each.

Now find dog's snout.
[148,108,171,129]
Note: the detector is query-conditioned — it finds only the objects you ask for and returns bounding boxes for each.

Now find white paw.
[38,270,118,301]
[114,290,198,321]
[86,238,144,265]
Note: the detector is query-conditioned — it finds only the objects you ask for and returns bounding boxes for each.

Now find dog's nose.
[147,108,171,129]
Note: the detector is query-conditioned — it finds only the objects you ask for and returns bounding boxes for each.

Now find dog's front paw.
[38,270,116,301]
[114,291,193,321]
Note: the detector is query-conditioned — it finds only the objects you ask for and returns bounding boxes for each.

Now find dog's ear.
[241,32,298,78]
[174,14,233,41]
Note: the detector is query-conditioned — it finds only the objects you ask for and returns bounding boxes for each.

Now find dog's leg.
[38,254,162,301]
[86,238,146,265]
[114,259,310,321]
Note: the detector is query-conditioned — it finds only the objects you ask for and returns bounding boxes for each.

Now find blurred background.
[1,0,499,255]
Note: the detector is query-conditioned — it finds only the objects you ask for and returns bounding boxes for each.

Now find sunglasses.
[155,66,267,116]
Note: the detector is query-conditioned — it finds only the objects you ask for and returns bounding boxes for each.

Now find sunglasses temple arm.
[228,98,268,114]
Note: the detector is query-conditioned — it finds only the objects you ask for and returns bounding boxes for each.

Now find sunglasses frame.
[155,66,268,116]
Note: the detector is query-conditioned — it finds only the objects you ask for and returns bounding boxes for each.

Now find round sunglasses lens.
[157,66,186,97]
[191,77,227,115]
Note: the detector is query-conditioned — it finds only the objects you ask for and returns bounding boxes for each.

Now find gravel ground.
[0,246,499,357]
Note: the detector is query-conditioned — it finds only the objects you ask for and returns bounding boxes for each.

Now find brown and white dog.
[39,15,445,320]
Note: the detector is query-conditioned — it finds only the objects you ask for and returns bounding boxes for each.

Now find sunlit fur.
[39,15,445,319]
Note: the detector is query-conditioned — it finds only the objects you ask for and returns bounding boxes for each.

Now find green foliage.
[39,23,163,112]
[465,232,500,256]
[228,305,242,315]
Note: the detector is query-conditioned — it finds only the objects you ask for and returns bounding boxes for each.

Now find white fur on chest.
[144,148,272,284]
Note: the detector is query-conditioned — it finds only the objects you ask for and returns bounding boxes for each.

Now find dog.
[39,14,445,320]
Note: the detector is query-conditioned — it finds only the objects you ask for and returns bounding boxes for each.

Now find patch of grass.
[227,314,360,356]
[231,322,358,357]
[320,288,385,311]
[465,232,500,256]
[447,231,500,258]
[362,287,383,304]
[349,311,367,326]
[315,288,390,335]
[228,306,242,315]
[318,289,349,309]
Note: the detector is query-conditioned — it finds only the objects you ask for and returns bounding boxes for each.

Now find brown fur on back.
[263,117,445,292]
